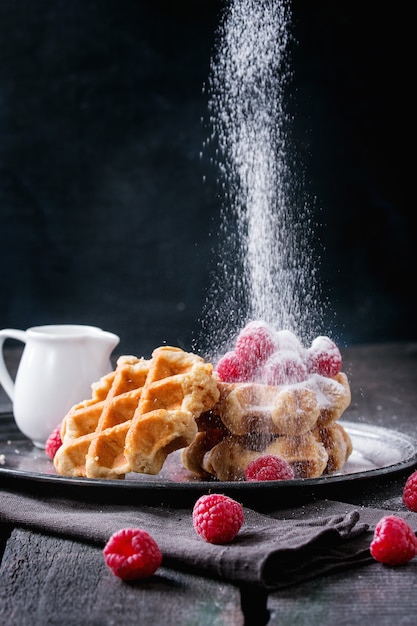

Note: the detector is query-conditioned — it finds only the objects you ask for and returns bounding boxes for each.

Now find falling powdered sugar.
[199,0,324,358]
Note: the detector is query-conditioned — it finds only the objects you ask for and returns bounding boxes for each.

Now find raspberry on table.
[103,528,162,580]
[245,455,295,481]
[306,336,342,378]
[192,493,244,544]
[370,515,417,566]
[45,424,62,460]
[402,470,417,512]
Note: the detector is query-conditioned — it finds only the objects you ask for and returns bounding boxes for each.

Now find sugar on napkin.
[1,489,416,590]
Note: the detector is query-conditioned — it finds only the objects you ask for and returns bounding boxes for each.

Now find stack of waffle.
[181,372,352,480]
[54,343,353,482]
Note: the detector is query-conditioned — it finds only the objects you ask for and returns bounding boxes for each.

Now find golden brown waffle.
[212,382,321,436]
[200,436,261,481]
[54,355,150,478]
[307,372,351,427]
[124,346,220,474]
[181,371,352,481]
[59,370,116,442]
[201,372,350,438]
[179,429,226,478]
[313,422,353,473]
[183,431,331,481]
[54,347,219,479]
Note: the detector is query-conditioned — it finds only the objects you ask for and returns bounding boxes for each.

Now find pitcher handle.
[0,329,27,400]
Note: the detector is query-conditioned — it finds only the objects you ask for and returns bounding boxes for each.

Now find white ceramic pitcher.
[0,324,120,448]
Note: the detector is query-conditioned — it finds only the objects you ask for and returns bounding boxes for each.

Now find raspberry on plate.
[306,336,342,378]
[45,424,62,460]
[192,493,244,544]
[245,455,295,481]
[274,329,304,355]
[235,321,277,370]
[402,470,417,512]
[216,350,249,382]
[262,351,307,385]
[103,528,162,580]
[370,515,417,566]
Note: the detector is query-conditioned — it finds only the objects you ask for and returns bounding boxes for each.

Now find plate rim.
[1,418,417,493]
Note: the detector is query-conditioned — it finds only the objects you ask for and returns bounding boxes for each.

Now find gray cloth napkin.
[1,489,416,589]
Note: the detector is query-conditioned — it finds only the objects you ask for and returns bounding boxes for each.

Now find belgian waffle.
[195,432,330,481]
[54,347,219,479]
[207,373,350,437]
[181,372,352,481]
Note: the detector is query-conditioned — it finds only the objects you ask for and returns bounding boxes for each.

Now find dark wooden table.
[1,342,417,625]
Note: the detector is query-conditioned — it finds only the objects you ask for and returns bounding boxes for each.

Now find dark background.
[0,0,413,358]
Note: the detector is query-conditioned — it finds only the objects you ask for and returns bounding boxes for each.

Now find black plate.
[1,413,416,508]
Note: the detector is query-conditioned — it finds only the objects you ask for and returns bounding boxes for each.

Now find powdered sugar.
[200,0,323,356]
[215,321,343,404]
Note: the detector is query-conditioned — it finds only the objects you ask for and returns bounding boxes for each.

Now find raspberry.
[45,424,62,459]
[245,455,295,481]
[192,494,244,544]
[306,336,342,378]
[275,329,304,355]
[216,351,249,382]
[262,351,307,385]
[403,470,417,512]
[235,321,277,372]
[103,528,162,580]
[370,515,417,565]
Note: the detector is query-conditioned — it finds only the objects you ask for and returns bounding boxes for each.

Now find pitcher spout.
[89,328,120,361]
